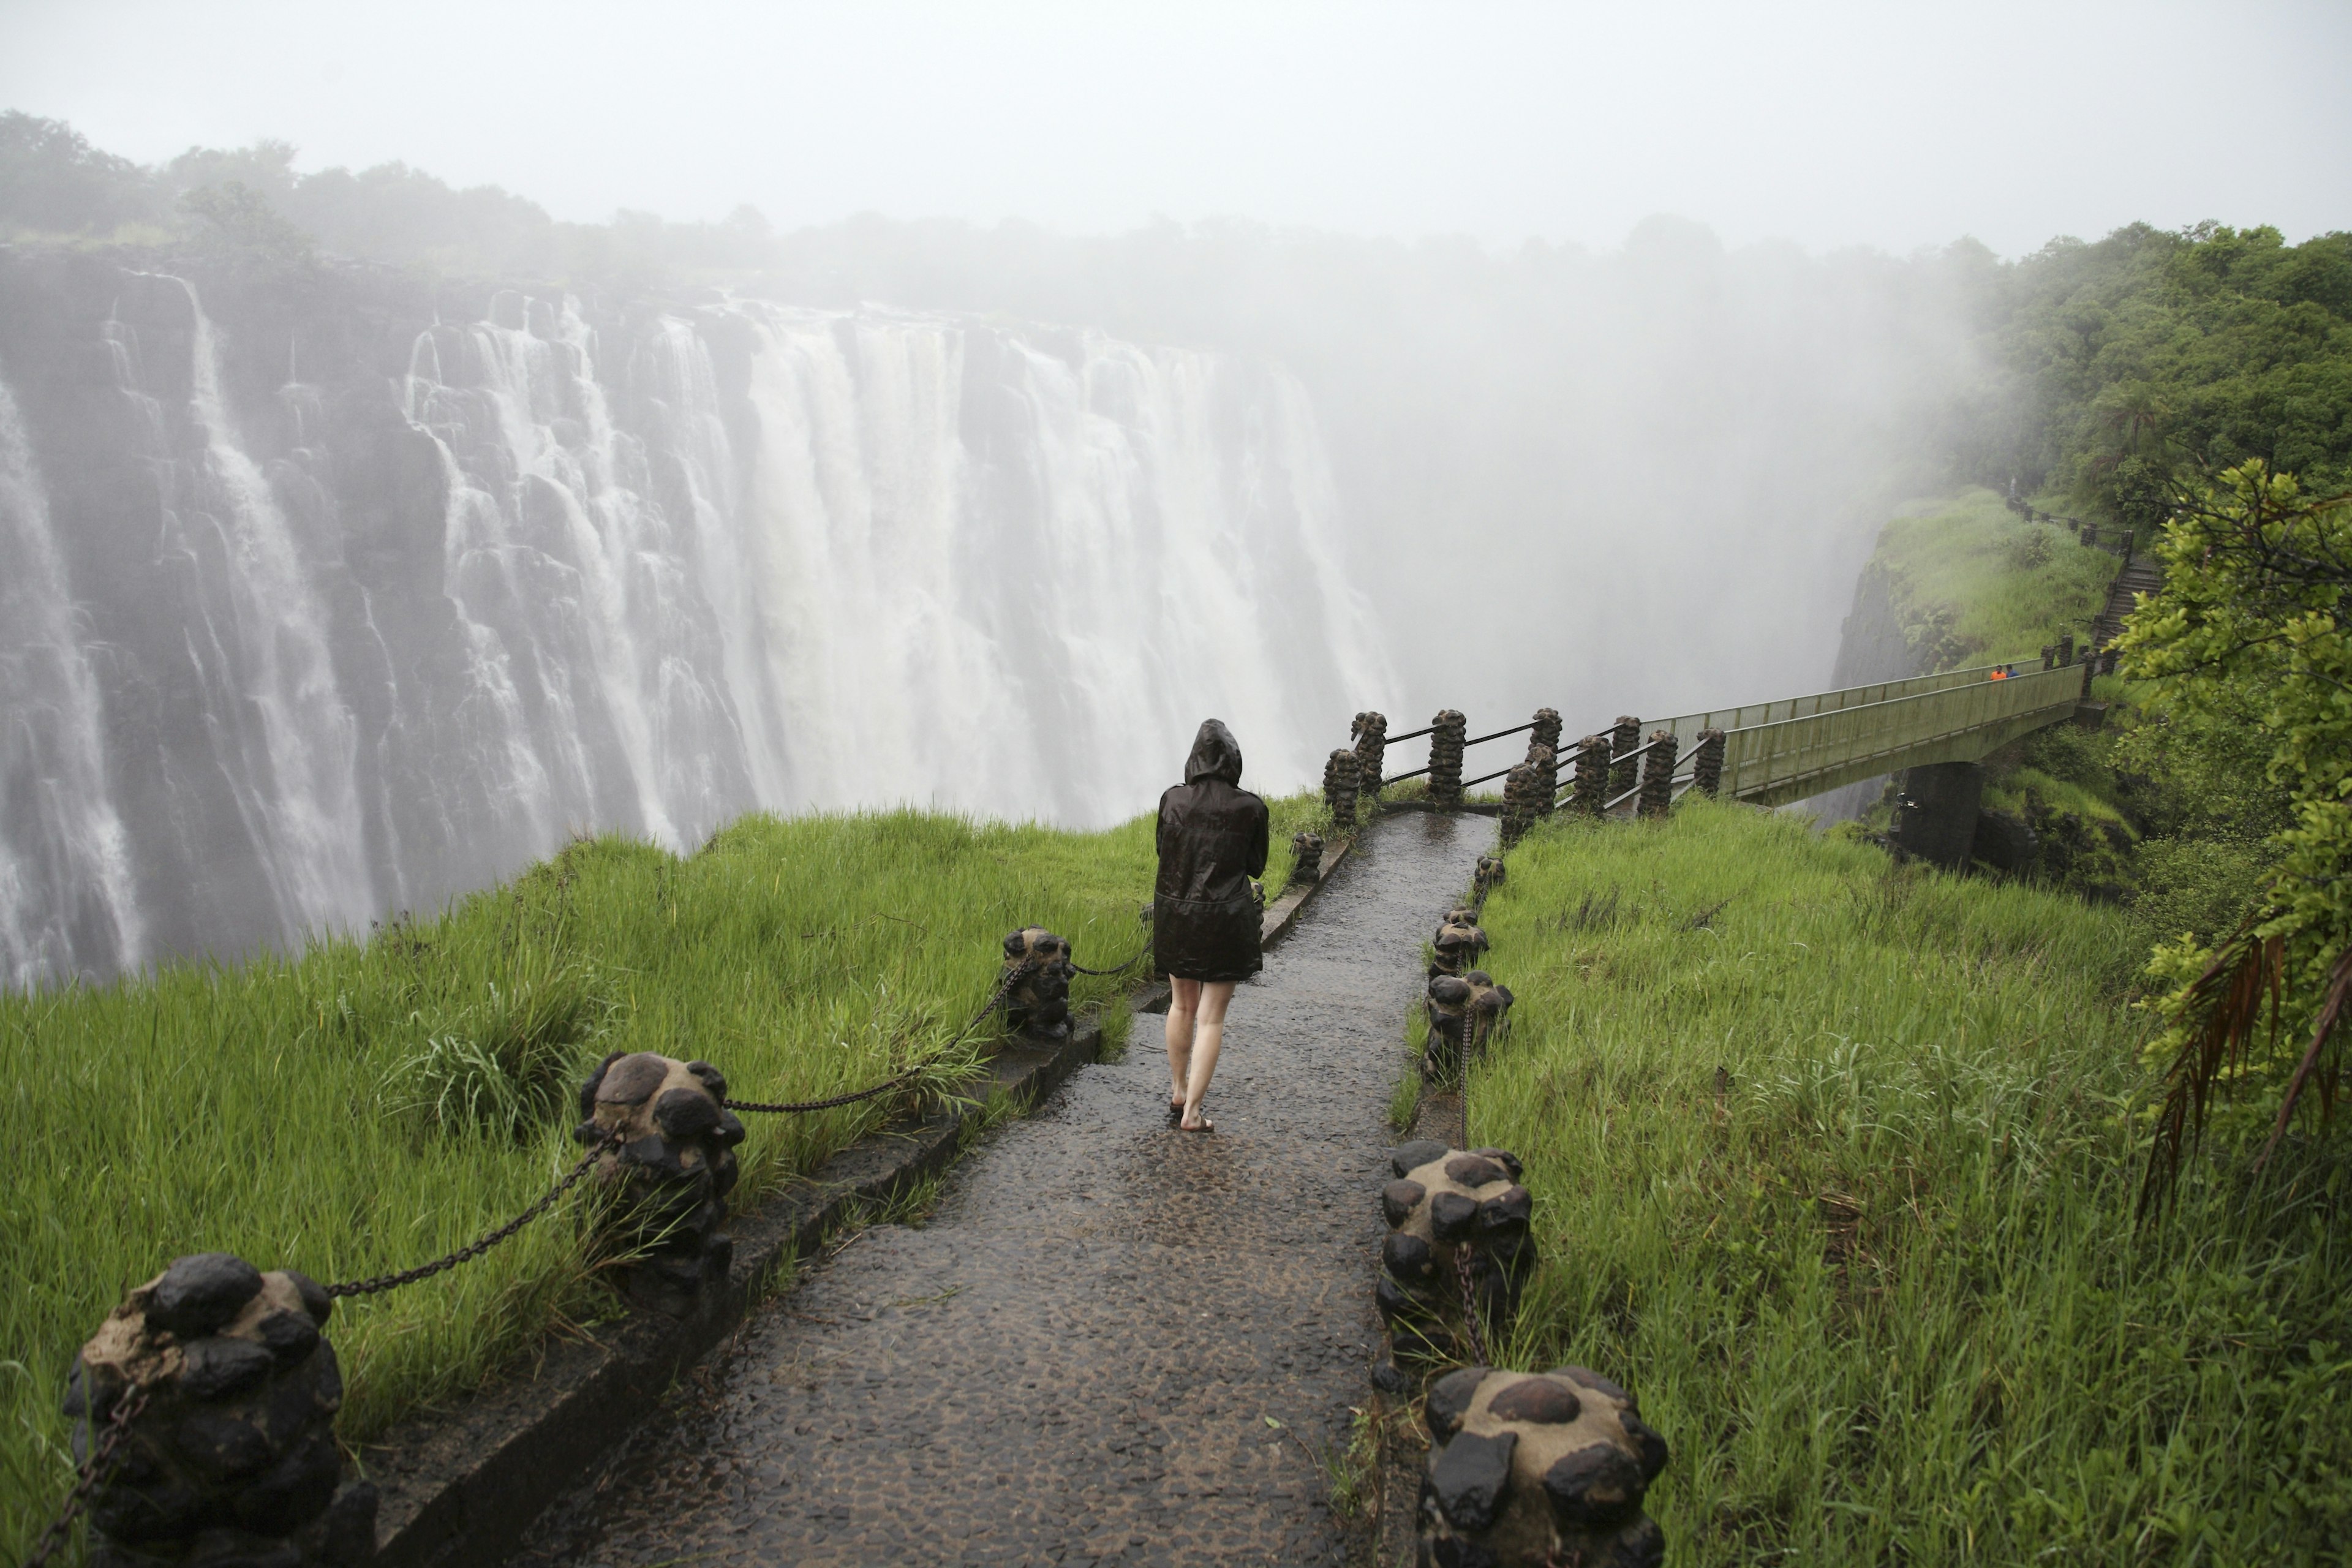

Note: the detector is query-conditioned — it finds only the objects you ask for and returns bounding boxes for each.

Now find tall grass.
[1469,802,2352,1563]
[0,806,1195,1553]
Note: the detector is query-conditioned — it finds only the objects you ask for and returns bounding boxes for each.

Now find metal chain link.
[324,1137,612,1299]
[20,1384,150,1568]
[1454,1245,1491,1368]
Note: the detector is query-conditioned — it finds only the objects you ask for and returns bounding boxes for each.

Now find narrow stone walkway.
[516,811,1492,1568]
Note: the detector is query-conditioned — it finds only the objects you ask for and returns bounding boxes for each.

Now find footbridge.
[1648,662,2089,807]
[1355,659,2093,819]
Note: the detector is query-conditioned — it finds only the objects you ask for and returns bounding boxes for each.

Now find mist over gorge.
[0,250,1386,984]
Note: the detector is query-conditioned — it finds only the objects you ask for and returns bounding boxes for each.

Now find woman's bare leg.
[1181,982,1234,1128]
[1166,978,1200,1107]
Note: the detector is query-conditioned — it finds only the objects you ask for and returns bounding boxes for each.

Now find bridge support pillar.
[1893,762,1984,869]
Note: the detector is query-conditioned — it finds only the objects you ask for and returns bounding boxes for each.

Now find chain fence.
[20,1386,148,1568]
[23,942,1114,1564]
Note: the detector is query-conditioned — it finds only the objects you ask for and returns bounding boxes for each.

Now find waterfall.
[0,271,1390,986]
[0,369,141,986]
[168,277,378,943]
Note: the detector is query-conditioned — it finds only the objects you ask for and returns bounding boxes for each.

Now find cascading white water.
[169,279,377,941]
[735,309,1382,825]
[1,278,1389,986]
[0,369,142,986]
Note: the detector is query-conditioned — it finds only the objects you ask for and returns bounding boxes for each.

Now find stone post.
[71,1253,379,1568]
[2040,644,2055,671]
[1636,729,1677,819]
[1428,710,1467,810]
[1499,761,1536,850]
[1429,913,1491,978]
[1289,830,1324,889]
[1529,709,1562,818]
[578,1052,747,1316]
[2058,631,2075,666]
[999,928,1077,1036]
[1607,716,1641,803]
[1376,1143,1536,1368]
[1322,747,1360,828]
[1572,736,1608,816]
[1422,970,1514,1080]
[1692,727,1727,798]
[1415,1363,1669,1567]
[1351,710,1389,804]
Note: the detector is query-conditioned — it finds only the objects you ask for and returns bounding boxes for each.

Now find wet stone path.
[516,811,1492,1568]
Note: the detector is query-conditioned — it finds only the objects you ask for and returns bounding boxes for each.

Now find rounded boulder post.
[1636,729,1677,819]
[70,1253,380,1568]
[1352,710,1389,804]
[1417,1364,1669,1567]
[1693,727,1727,798]
[1323,747,1361,827]
[1289,829,1325,888]
[578,1053,748,1316]
[1572,735,1608,816]
[1376,1144,1535,1368]
[999,928,1076,1036]
[1607,716,1642,804]
[1428,710,1467,810]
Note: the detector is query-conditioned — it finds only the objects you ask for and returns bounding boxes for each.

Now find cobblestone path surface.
[517,810,1493,1568]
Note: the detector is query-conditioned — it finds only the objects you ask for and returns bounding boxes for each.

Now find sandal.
[1179,1114,1215,1133]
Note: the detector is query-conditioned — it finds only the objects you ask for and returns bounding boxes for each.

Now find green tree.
[0,111,157,233]
[2119,462,2352,1202]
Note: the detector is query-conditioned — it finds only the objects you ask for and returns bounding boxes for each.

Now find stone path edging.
[366,1019,1102,1568]
[1261,834,1352,948]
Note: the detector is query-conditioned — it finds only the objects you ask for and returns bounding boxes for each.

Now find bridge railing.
[1655,664,2083,808]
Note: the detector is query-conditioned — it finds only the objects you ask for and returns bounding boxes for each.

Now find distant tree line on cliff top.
[9,108,2349,535]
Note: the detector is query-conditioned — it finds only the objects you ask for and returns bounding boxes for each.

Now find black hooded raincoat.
[1154,720,1270,982]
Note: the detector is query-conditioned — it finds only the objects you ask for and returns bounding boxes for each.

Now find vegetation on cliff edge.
[1473,802,2351,1564]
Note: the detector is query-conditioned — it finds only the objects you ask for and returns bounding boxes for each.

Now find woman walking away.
[1155,719,1269,1132]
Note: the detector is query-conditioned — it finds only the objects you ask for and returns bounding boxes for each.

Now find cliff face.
[0,247,1387,984]
[1829,559,1931,689]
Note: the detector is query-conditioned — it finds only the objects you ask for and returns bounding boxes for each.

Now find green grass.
[1467,801,2352,1564]
[0,805,1205,1553]
[1868,487,2122,669]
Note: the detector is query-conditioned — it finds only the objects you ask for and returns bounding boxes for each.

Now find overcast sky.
[4,0,2346,257]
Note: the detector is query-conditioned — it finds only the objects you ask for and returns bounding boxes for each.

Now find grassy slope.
[2,793,1326,1553]
[1469,802,2351,1564]
[1869,487,2120,670]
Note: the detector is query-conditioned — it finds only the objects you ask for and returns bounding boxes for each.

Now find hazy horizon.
[4,0,2346,260]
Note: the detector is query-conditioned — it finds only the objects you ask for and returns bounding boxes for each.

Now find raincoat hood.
[1183,720,1245,786]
